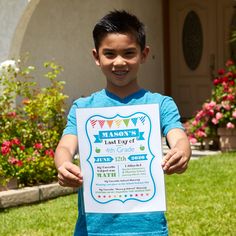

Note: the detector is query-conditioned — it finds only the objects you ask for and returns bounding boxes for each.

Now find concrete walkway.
[0,144,220,209]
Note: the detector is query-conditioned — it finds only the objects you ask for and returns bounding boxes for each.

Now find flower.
[34,143,43,150]
[11,138,21,145]
[0,60,20,77]
[7,111,17,118]
[211,118,219,125]
[226,122,235,129]
[45,149,55,158]
[0,60,19,71]
[233,110,236,118]
[186,59,236,144]
[1,145,11,156]
[216,112,223,120]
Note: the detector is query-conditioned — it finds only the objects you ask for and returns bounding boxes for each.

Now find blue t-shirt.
[63,89,183,236]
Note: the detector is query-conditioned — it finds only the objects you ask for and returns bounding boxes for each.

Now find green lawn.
[0,153,235,236]
[166,152,236,235]
[0,194,78,236]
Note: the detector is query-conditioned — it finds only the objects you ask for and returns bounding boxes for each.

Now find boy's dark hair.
[93,10,146,51]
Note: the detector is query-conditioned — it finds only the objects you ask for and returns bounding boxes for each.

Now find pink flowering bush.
[0,60,68,187]
[186,59,236,145]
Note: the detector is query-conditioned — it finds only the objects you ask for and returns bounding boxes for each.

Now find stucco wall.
[0,0,28,61]
[18,0,164,105]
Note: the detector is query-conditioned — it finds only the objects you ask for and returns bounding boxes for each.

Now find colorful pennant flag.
[139,116,146,125]
[98,120,105,128]
[131,117,138,126]
[107,120,113,128]
[115,119,122,128]
[90,120,97,128]
[123,119,130,127]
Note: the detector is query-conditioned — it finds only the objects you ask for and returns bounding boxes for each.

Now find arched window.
[182,10,203,70]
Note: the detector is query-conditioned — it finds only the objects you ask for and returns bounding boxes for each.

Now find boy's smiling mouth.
[112,70,129,76]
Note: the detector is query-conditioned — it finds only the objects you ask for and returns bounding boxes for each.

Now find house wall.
[6,0,164,106]
[0,0,28,61]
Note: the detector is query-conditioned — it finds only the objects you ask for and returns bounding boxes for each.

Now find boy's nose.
[113,56,126,66]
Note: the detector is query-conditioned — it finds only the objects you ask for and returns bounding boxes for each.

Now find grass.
[0,152,235,236]
[165,152,236,236]
[0,194,78,236]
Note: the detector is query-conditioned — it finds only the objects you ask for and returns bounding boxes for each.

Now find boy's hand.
[162,128,191,175]
[161,147,189,175]
[57,161,83,188]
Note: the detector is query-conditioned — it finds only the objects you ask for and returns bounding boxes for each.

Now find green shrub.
[0,59,68,187]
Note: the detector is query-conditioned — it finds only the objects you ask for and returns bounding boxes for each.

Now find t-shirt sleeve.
[62,102,78,136]
[160,96,184,136]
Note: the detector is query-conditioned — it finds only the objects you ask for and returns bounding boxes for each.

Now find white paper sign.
[76,104,166,213]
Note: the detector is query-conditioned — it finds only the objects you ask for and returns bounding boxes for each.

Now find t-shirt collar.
[104,88,147,103]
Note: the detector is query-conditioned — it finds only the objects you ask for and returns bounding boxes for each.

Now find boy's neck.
[106,83,141,99]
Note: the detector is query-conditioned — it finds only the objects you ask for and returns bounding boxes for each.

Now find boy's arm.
[162,128,191,175]
[54,134,83,188]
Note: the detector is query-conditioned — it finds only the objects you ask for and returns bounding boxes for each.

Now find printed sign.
[76,104,166,213]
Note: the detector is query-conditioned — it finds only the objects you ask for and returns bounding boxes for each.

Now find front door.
[169,0,235,118]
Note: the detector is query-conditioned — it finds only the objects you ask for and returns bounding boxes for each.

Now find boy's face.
[93,33,149,96]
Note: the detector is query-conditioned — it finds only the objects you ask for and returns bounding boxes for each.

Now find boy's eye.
[124,51,136,58]
[104,51,115,58]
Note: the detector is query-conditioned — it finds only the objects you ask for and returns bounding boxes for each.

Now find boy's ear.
[141,46,150,64]
[92,49,100,66]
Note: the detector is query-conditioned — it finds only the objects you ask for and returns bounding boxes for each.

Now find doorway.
[169,0,235,118]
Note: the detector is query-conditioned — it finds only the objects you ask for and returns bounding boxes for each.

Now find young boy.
[55,10,191,236]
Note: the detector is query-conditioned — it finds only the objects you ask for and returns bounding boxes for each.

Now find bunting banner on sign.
[90,116,147,129]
